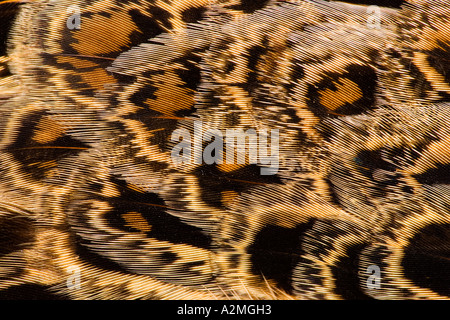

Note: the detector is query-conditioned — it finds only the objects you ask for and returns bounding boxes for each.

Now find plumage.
[0,0,449,300]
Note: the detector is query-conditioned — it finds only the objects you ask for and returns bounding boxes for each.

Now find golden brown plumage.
[0,0,449,300]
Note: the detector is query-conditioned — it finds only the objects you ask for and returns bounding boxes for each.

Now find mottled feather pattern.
[0,0,449,300]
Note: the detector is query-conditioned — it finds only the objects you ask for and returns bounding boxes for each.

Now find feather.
[0,0,448,300]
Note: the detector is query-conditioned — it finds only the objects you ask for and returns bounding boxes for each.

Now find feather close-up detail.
[0,0,449,301]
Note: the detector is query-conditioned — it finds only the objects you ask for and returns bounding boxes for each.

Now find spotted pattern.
[0,0,449,300]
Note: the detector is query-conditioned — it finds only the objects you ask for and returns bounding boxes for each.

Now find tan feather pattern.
[0,0,448,300]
